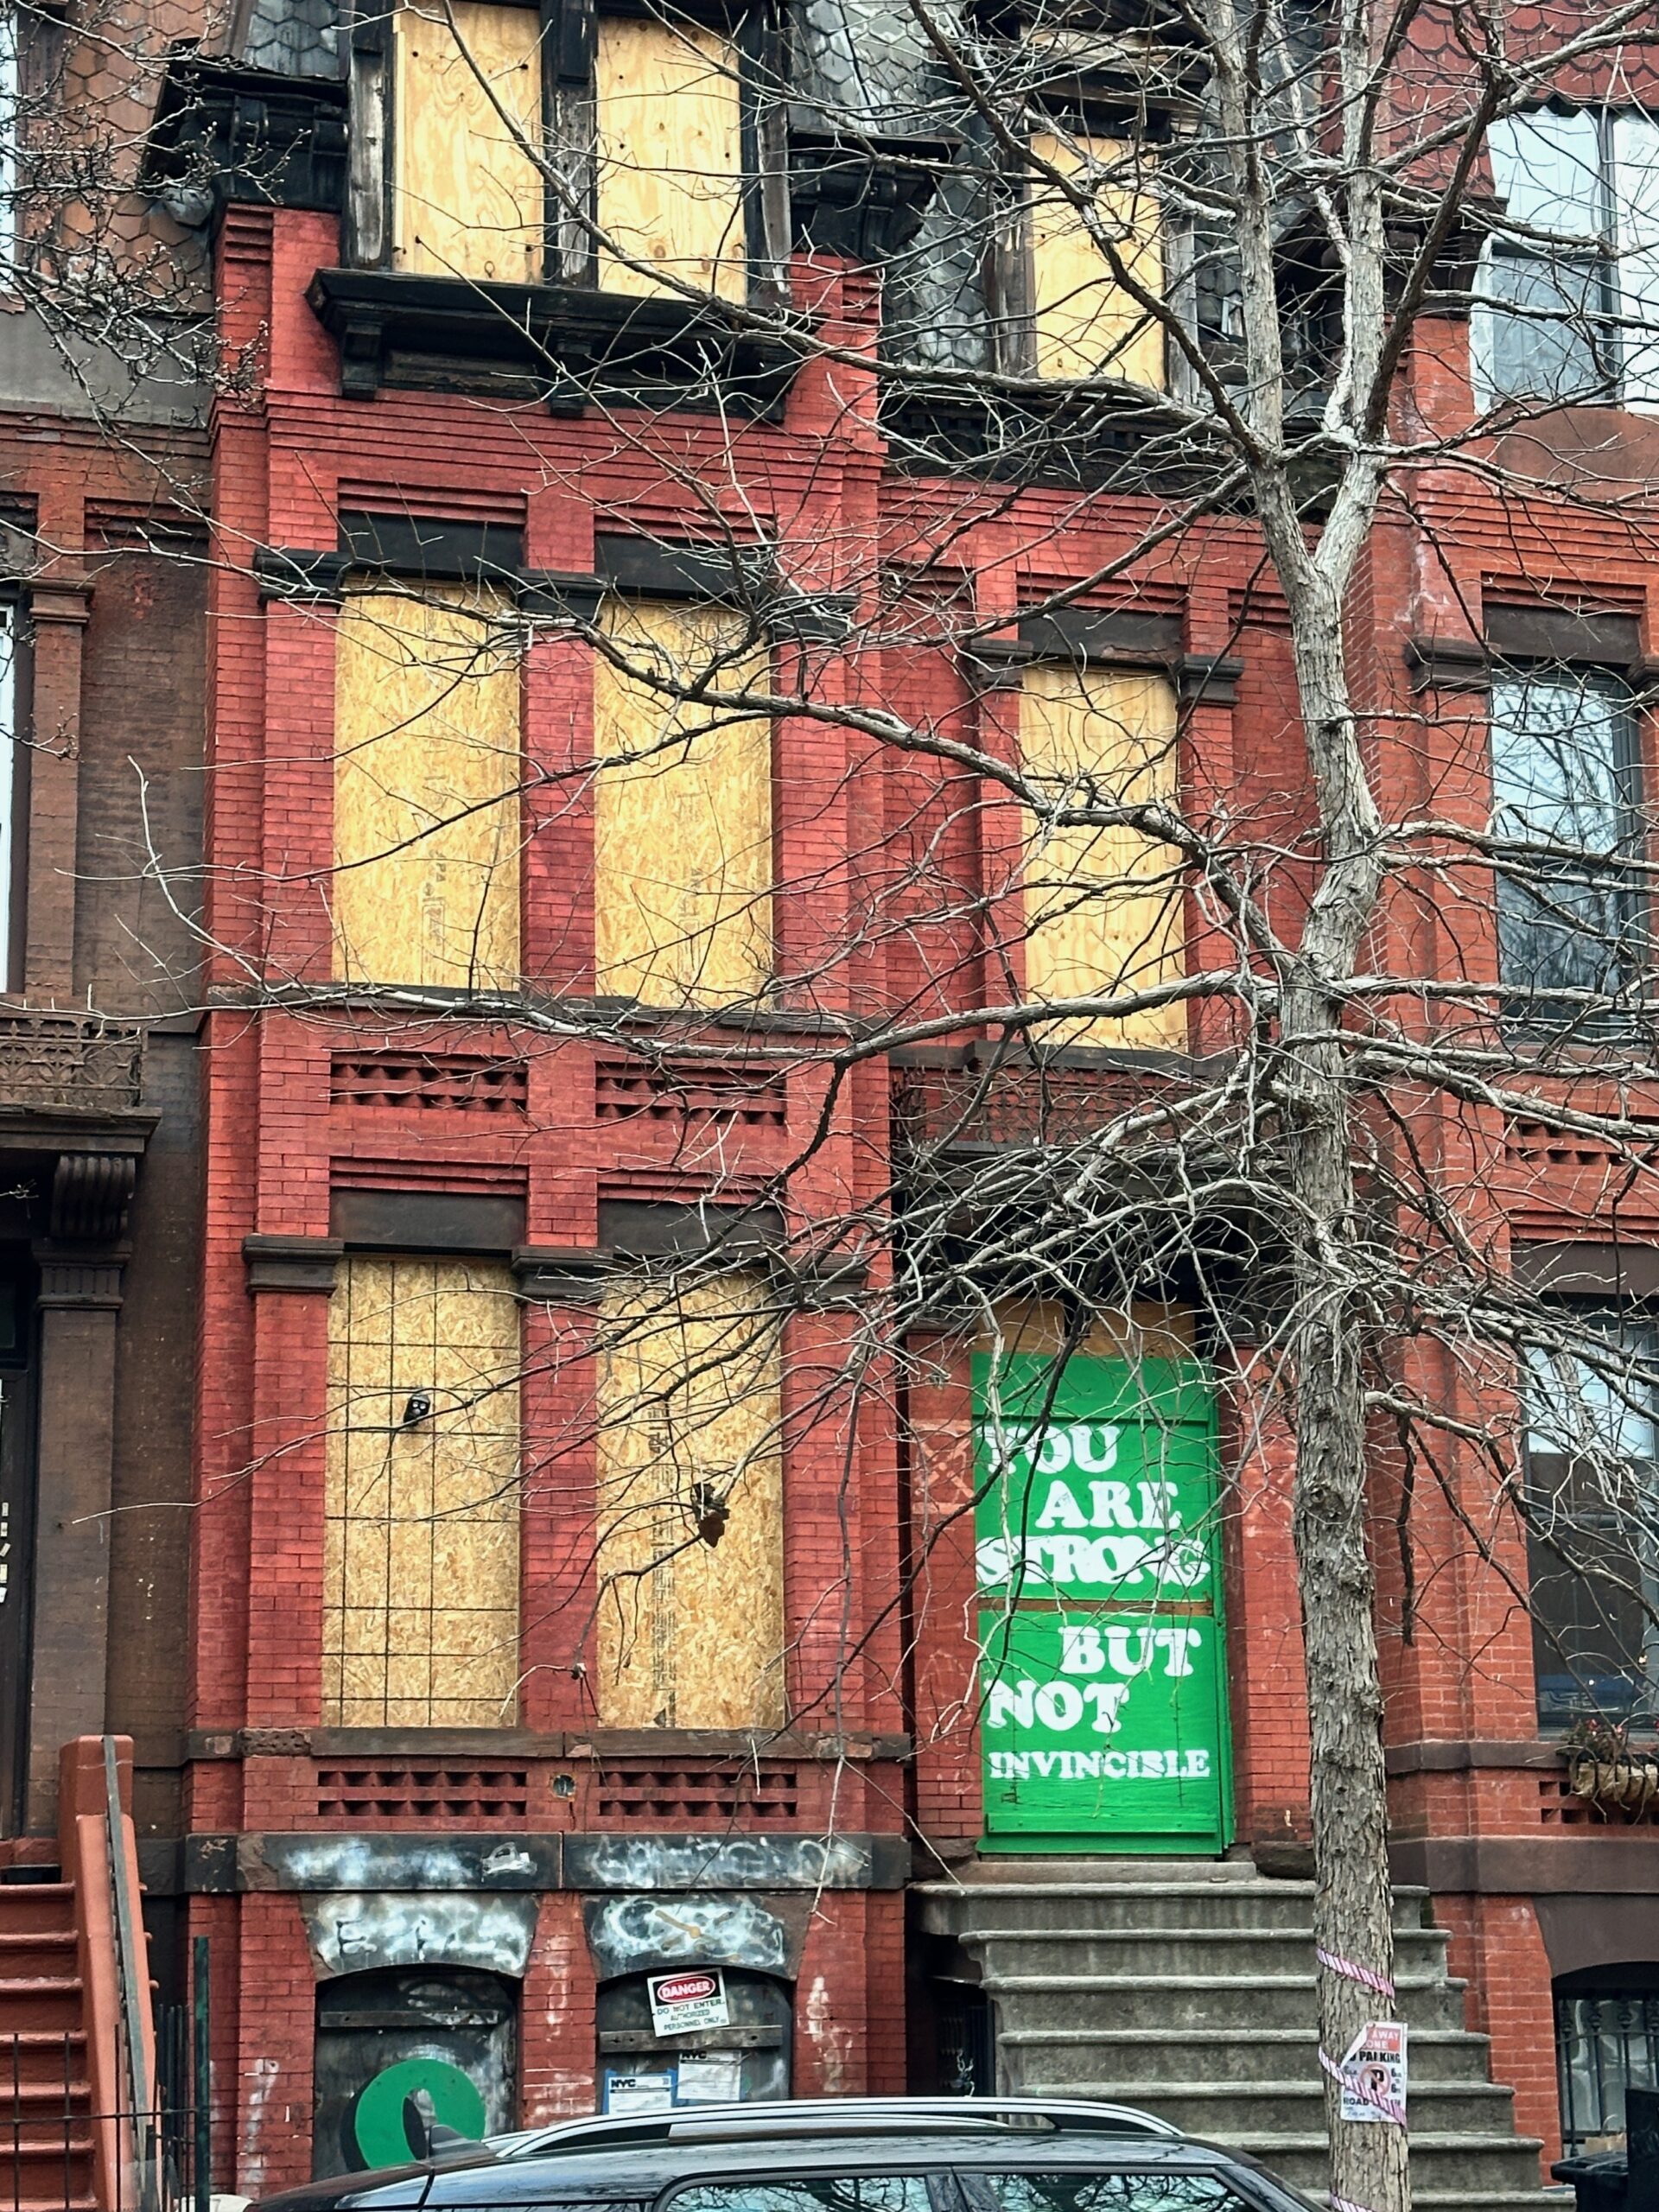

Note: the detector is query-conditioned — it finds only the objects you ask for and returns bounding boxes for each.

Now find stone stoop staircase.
[916,1861,1566,2212]
[0,1873,96,2212]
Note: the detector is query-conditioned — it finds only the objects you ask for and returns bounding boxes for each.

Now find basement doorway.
[597,1967,791,2112]
[313,1965,518,2177]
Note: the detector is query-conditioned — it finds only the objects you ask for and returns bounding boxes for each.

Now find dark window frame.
[1478,102,1657,407]
[1522,1300,1659,1731]
[1487,660,1649,1033]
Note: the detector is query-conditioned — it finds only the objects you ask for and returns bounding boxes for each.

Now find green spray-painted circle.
[351,2058,487,2168]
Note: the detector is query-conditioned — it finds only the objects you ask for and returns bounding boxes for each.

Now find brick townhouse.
[2,0,1657,2194]
[0,16,207,1866]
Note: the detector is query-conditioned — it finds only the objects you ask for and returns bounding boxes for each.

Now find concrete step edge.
[918,1879,1433,1897]
[1199,2134,1543,2153]
[1406,2195,1570,2206]
[999,2027,1491,2045]
[984,1973,1465,1989]
[975,1928,1449,1942]
[1042,2082,1512,2101]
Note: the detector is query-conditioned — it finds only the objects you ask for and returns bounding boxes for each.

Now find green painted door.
[974,1351,1231,1853]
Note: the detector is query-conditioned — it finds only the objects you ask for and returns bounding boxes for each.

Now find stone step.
[993,2078,1517,2141]
[1411,2195,1573,2212]
[0,1929,80,1975]
[1216,2134,1546,2196]
[0,1975,86,2035]
[995,2025,1499,2087]
[918,1881,1434,1937]
[973,1926,1449,1978]
[935,1865,1554,2211]
[982,1973,1476,2035]
[0,1886,77,1937]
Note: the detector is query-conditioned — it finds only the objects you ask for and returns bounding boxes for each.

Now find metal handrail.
[103,1738,158,2212]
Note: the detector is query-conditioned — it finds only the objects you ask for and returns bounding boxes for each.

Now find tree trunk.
[1274,598,1407,2212]
[1283,1051,1409,2212]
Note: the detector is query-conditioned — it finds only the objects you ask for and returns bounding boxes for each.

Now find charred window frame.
[345,0,790,304]
[990,96,1168,385]
[1476,105,1659,409]
[880,83,1173,386]
[1488,662,1648,1033]
[1522,1305,1659,1731]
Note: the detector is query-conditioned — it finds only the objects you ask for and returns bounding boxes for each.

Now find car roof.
[405,2132,1262,2209]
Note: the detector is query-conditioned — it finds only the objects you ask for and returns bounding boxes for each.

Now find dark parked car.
[253,2097,1319,2212]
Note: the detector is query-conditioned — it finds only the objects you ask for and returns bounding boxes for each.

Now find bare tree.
[97,0,1659,2190]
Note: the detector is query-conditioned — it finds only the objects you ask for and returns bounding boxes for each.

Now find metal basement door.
[973,1351,1233,1854]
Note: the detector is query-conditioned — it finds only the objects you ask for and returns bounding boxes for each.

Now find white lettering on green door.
[974,1352,1231,1853]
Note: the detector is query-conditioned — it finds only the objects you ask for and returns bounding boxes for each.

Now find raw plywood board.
[1030,132,1163,387]
[596,16,746,301]
[982,1298,1196,1365]
[324,1256,522,1726]
[394,0,543,281]
[333,589,522,989]
[593,1273,785,1727]
[1020,664,1185,1048]
[592,595,772,1009]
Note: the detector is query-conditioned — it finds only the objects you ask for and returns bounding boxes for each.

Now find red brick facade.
[141,106,1659,2196]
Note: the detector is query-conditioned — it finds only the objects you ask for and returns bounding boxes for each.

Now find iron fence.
[1558,1986,1659,2152]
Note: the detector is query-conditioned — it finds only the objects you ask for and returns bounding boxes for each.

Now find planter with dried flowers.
[1563,1716,1659,1817]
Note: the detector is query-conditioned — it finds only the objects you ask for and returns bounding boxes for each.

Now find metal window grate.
[1557,1989,1659,2150]
[321,1257,523,1728]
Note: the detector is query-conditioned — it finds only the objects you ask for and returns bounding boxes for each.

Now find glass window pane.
[1524,1338,1659,1463]
[1526,1315,1659,1726]
[961,2177,1245,2212]
[1477,247,1610,402]
[1490,675,1641,1007]
[1491,110,1605,235]
[668,2182,936,2212]
[1491,677,1630,849]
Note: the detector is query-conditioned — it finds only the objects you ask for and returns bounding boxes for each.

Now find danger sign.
[648,1969,730,2036]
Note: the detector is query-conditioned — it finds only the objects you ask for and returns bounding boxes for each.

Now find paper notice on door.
[675,2056,744,2106]
[603,2071,676,2116]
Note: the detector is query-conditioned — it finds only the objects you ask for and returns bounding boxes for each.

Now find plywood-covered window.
[594,1273,785,1727]
[1028,132,1164,386]
[594,17,747,301]
[1020,663,1185,1047]
[333,589,522,989]
[392,0,543,282]
[324,1256,522,1726]
[592,595,772,1007]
